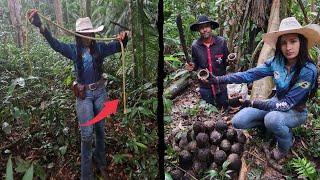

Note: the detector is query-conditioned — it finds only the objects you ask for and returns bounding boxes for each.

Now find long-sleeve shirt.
[191,35,230,94]
[41,29,122,85]
[218,57,317,111]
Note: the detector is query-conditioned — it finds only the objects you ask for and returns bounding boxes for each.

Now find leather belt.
[84,79,105,90]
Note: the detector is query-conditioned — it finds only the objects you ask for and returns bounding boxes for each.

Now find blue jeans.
[231,98,307,152]
[199,87,228,109]
[76,86,107,180]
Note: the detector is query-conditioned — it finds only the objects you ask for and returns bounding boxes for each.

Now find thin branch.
[243,150,267,163]
[110,20,131,31]
[296,0,309,24]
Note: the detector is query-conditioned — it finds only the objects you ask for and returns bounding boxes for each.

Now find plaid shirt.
[42,29,122,85]
[191,35,230,94]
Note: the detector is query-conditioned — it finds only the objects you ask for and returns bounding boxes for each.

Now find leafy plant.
[199,100,219,115]
[247,168,262,180]
[202,160,233,180]
[5,156,36,180]
[165,172,173,180]
[289,157,318,180]
[5,155,13,180]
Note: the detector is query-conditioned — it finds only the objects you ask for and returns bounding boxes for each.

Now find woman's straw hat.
[262,17,320,49]
[75,17,104,33]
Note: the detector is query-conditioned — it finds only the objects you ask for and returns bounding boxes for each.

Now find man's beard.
[201,32,211,40]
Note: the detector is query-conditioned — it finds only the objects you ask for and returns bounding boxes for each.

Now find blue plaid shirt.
[42,29,122,85]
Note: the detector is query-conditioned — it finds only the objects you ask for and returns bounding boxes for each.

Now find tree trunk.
[65,1,69,25]
[79,0,84,17]
[280,0,288,19]
[7,0,23,48]
[297,0,309,24]
[250,0,280,101]
[54,0,64,35]
[164,72,191,99]
[86,0,91,18]
[129,0,138,84]
[138,0,146,82]
[311,0,315,12]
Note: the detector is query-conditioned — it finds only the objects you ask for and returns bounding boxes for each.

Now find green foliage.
[247,168,262,180]
[5,155,13,180]
[5,156,42,180]
[202,160,233,180]
[22,164,33,180]
[199,100,219,115]
[165,172,174,180]
[289,157,318,180]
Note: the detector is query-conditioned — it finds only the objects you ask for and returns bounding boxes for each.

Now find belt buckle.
[88,83,96,90]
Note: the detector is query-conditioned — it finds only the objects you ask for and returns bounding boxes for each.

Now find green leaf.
[22,164,33,180]
[65,75,72,86]
[165,172,173,180]
[12,107,30,126]
[172,70,188,80]
[200,2,206,8]
[34,163,47,180]
[205,169,219,177]
[5,80,17,99]
[164,115,172,123]
[164,56,182,63]
[5,155,13,180]
[59,145,68,156]
[222,160,230,169]
[135,142,147,148]
[16,159,30,173]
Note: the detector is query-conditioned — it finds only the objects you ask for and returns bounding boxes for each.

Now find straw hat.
[190,14,219,31]
[262,17,320,49]
[75,17,104,33]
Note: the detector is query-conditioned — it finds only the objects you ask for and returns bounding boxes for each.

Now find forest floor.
[0,115,130,180]
[164,79,320,180]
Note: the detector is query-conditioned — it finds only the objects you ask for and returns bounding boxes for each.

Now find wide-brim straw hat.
[190,14,219,31]
[262,17,320,49]
[75,17,104,33]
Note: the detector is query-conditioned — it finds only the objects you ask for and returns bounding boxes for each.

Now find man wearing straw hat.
[186,14,235,110]
[205,17,320,159]
[28,9,128,179]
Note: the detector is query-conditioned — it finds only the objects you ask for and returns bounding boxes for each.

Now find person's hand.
[207,73,218,85]
[228,97,242,107]
[117,31,129,47]
[229,98,252,108]
[27,9,42,28]
[116,31,128,41]
[239,99,252,107]
[185,62,194,71]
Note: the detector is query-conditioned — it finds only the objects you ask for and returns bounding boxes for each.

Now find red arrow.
[80,100,119,126]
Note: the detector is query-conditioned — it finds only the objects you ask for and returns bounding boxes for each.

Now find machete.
[176,14,191,63]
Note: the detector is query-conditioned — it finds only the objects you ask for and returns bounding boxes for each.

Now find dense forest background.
[0,0,159,179]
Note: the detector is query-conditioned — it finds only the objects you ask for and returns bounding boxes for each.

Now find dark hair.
[75,33,103,83]
[273,33,318,100]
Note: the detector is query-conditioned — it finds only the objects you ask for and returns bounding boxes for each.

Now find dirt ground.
[0,116,129,180]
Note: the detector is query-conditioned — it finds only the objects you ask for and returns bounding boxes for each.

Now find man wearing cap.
[28,9,128,180]
[186,14,234,110]
[206,17,320,160]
